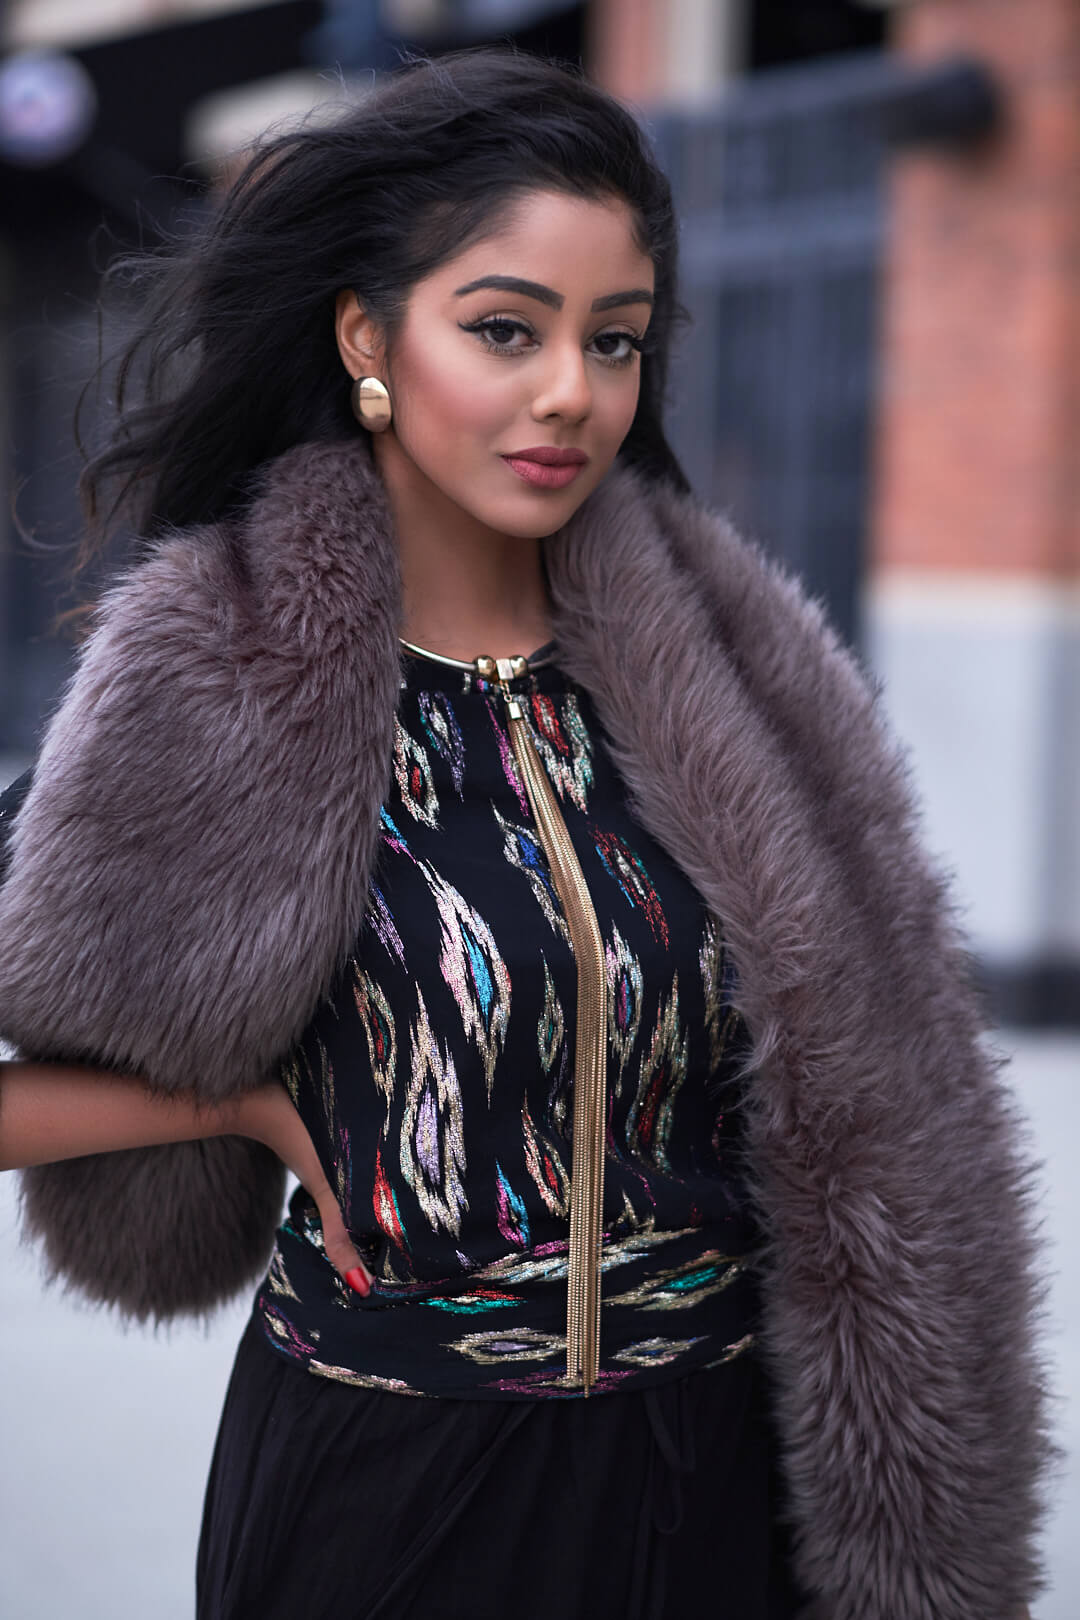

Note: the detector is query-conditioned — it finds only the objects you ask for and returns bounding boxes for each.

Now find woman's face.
[335,187,656,538]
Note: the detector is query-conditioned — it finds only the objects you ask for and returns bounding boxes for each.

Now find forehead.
[425,188,655,302]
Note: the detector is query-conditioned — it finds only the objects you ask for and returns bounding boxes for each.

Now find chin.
[470,480,605,540]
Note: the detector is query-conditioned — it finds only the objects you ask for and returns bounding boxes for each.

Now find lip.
[504,446,589,466]
[501,446,589,491]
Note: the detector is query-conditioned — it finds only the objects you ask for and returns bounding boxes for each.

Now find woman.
[0,47,1052,1620]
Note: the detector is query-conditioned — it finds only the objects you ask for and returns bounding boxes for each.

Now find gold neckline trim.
[398,636,557,673]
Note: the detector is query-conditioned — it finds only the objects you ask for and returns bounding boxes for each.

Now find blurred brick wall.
[873,0,1080,580]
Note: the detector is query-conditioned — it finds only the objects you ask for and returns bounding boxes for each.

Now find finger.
[312,1181,374,1294]
[243,1080,375,1295]
[285,1134,374,1293]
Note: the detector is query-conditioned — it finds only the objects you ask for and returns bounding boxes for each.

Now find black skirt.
[196,1313,811,1620]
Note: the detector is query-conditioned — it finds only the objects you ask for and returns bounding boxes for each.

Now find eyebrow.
[453,275,655,313]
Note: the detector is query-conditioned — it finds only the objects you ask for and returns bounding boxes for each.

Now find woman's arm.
[0,1058,236,1170]
[0,1060,372,1291]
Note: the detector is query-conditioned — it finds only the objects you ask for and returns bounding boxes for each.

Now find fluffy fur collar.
[0,437,1054,1618]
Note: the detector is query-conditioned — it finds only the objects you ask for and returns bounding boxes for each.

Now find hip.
[196,1310,810,1620]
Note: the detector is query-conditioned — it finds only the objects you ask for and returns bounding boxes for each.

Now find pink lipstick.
[501,446,588,490]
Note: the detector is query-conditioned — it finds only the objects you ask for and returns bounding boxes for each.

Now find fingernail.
[345,1267,371,1297]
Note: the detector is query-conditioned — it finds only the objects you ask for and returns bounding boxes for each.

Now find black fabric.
[196,1310,811,1619]
[255,647,767,1398]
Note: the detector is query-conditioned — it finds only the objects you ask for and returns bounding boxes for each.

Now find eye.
[588,329,647,368]
[458,316,537,357]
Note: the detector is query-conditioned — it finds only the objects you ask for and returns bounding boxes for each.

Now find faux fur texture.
[0,437,1055,1617]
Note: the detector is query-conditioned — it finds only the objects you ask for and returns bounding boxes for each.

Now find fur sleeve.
[0,439,402,1326]
[660,479,1062,1619]
[547,463,1059,1618]
[0,545,290,1324]
[0,534,287,1095]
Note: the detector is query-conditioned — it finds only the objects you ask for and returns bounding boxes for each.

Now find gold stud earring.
[351,376,392,433]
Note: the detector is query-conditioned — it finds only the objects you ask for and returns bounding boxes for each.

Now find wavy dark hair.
[78,45,690,571]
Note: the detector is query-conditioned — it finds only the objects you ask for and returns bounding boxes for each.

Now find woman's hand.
[230,1080,374,1296]
[0,1060,375,1294]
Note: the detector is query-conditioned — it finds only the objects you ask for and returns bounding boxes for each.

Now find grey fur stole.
[0,437,1056,1619]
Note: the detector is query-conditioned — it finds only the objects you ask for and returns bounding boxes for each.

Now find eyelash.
[458,315,648,368]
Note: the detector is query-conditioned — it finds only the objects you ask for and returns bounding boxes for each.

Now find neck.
[373,436,555,664]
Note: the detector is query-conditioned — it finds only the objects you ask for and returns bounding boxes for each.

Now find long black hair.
[78,46,690,567]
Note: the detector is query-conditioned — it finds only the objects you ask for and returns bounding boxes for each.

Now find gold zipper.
[477,651,609,1395]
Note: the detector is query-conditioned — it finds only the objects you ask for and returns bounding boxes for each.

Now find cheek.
[602,368,642,441]
[394,342,517,453]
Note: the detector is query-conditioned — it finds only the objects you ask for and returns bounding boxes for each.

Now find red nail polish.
[345,1267,371,1297]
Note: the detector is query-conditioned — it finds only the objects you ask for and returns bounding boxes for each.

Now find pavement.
[0,1029,1077,1619]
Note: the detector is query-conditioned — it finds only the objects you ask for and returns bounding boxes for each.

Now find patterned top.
[252,645,767,1398]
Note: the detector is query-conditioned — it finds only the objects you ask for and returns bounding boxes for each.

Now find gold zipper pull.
[477,651,608,1394]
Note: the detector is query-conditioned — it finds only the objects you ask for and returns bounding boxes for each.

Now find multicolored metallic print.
[422,860,511,1104]
[399,986,468,1238]
[605,924,644,1098]
[254,649,766,1399]
[526,689,593,811]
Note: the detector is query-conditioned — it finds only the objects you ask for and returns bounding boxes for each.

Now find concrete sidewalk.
[0,1028,1077,1619]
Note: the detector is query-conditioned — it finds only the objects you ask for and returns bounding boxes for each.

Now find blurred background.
[0,1,1077,1615]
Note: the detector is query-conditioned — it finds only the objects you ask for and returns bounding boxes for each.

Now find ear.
[334,289,386,381]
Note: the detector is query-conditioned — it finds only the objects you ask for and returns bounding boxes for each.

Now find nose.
[529,339,592,424]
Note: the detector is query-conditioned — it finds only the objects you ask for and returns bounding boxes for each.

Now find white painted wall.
[664,0,747,99]
[864,573,1080,964]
